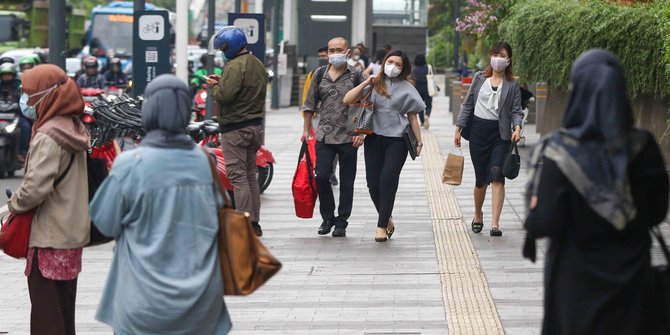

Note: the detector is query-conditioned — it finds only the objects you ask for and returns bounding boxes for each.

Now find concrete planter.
[535,86,670,162]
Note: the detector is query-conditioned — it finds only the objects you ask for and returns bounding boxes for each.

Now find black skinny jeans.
[364,134,408,228]
[315,141,358,227]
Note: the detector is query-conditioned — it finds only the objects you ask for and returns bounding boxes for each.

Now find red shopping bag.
[0,210,35,259]
[292,139,318,218]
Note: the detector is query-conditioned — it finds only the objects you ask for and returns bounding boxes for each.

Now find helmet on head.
[200,53,209,67]
[0,63,16,75]
[0,57,14,64]
[18,55,37,66]
[110,57,121,66]
[208,26,247,60]
[84,56,99,68]
[30,54,41,65]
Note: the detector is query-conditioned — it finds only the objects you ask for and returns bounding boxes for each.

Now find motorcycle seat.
[186,123,202,132]
[203,125,220,136]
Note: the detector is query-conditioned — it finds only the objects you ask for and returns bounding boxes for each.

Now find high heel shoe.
[386,218,395,239]
[375,227,388,242]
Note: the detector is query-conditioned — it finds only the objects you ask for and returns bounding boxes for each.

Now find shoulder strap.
[199,146,233,209]
[313,65,327,103]
[54,154,75,188]
[353,69,363,87]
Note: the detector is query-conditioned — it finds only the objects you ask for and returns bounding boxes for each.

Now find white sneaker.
[424,117,430,129]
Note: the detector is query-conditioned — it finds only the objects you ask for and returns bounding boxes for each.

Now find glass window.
[90,14,134,55]
[0,15,16,42]
[372,0,428,27]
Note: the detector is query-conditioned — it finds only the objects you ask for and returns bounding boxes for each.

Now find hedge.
[499,0,669,98]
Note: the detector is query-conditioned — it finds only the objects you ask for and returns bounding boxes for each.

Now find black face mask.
[318,59,328,67]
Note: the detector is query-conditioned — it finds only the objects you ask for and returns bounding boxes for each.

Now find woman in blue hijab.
[90,75,232,334]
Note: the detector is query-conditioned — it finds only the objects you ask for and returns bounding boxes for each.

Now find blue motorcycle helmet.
[208,26,247,60]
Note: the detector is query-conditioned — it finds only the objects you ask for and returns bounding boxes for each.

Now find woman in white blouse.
[454,41,524,237]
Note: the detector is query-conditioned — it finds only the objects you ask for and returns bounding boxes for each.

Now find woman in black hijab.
[524,49,669,334]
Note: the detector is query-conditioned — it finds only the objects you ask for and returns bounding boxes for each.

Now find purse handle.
[508,142,519,156]
[200,146,234,209]
[651,227,670,264]
[297,141,317,194]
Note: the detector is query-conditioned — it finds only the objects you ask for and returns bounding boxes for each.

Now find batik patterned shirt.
[301,65,362,144]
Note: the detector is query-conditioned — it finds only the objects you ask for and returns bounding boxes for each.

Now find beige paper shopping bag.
[442,151,464,186]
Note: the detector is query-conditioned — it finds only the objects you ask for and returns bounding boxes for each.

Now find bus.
[86,1,175,71]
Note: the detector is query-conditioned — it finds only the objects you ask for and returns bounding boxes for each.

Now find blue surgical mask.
[19,84,59,120]
[329,54,348,68]
[19,93,35,119]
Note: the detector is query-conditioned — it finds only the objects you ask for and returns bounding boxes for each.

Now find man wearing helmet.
[76,56,106,89]
[18,55,37,74]
[0,63,30,161]
[103,57,127,89]
[206,26,267,237]
[190,53,222,95]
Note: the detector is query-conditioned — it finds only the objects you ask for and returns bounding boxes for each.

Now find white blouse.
[474,78,503,120]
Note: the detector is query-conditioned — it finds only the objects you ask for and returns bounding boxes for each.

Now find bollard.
[535,82,547,134]
[451,81,462,124]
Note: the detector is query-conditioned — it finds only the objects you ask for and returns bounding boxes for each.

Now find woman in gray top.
[454,41,524,236]
[344,50,425,242]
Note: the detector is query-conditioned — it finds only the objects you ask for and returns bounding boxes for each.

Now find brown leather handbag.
[202,147,282,295]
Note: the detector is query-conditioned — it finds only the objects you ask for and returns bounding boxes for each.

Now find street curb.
[423,131,505,334]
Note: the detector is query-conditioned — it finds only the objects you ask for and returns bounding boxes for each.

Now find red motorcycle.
[187,120,275,193]
[193,87,207,122]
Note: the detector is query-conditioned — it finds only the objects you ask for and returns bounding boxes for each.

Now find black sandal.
[490,227,502,237]
[471,220,484,233]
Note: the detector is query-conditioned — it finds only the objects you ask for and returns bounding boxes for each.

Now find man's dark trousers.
[314,141,357,228]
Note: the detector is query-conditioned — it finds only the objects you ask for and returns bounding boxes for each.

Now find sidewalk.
[6,92,666,334]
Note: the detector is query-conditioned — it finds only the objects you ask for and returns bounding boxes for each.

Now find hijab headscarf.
[140,74,195,149]
[21,64,89,153]
[528,49,646,231]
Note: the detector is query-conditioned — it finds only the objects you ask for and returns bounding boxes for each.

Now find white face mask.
[329,54,348,68]
[491,57,510,73]
[384,64,401,78]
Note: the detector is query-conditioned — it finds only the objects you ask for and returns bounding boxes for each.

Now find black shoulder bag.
[503,142,521,179]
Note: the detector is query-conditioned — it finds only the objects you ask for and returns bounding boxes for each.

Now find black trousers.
[27,250,78,335]
[315,141,358,226]
[418,95,433,124]
[364,134,408,228]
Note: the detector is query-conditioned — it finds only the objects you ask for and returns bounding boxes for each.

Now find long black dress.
[525,130,669,335]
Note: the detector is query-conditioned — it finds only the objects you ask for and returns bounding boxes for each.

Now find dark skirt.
[469,116,510,188]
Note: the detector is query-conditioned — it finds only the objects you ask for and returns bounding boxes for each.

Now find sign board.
[228,13,265,63]
[132,10,171,96]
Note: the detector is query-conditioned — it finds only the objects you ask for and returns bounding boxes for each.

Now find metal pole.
[453,0,460,73]
[48,0,66,70]
[236,0,242,12]
[133,0,145,97]
[270,1,280,110]
[205,0,215,119]
[176,0,189,83]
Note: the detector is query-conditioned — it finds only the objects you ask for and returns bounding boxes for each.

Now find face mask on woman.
[384,64,401,78]
[329,54,348,68]
[490,57,510,73]
[19,84,58,120]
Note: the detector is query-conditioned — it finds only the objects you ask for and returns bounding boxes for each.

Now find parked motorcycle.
[193,87,207,122]
[0,100,22,178]
[186,120,276,193]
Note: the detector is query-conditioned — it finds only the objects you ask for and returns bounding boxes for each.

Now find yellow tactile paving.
[422,131,505,334]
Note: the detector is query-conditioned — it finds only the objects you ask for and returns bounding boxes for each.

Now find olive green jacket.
[211,53,267,129]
